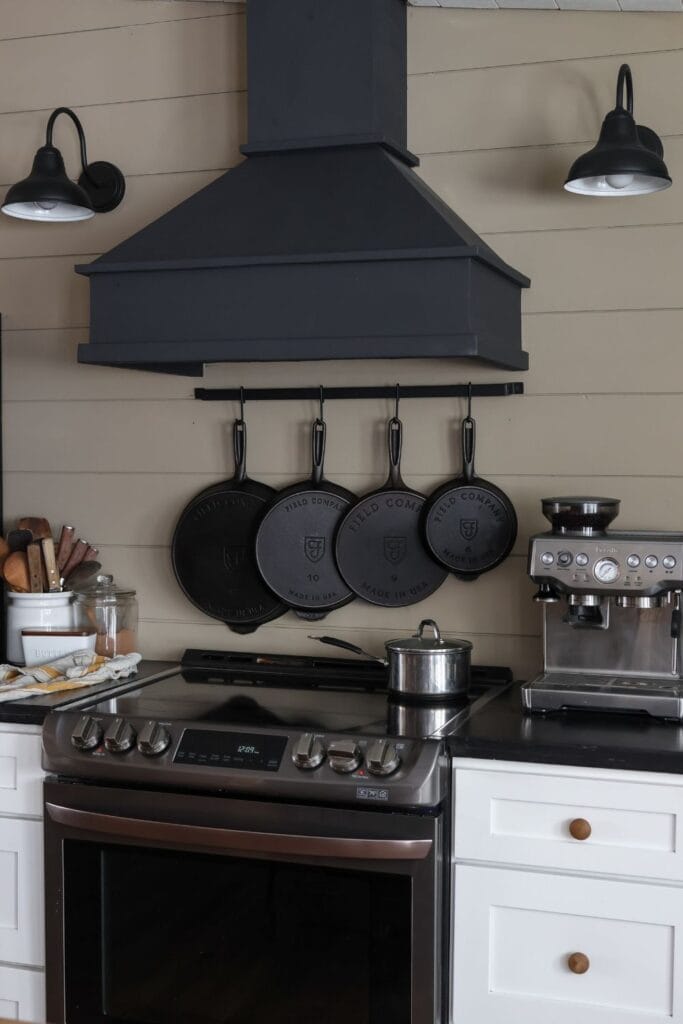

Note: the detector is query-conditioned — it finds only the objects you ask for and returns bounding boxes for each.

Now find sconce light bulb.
[605,173,635,190]
[34,199,57,211]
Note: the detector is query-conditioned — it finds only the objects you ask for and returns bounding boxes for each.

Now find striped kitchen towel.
[0,650,142,701]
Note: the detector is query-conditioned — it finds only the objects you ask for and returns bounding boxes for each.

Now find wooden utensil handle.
[57,525,76,571]
[61,539,88,579]
[26,543,43,593]
[84,545,99,562]
[42,538,61,593]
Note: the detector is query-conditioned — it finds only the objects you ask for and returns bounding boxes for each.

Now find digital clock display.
[174,730,287,772]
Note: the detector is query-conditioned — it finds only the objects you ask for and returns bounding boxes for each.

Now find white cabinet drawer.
[452,864,683,1024]
[0,731,43,818]
[0,964,45,1022]
[454,764,683,881]
[0,818,44,968]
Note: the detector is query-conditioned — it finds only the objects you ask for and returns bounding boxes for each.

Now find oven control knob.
[292,733,325,770]
[593,557,620,584]
[367,739,401,778]
[71,716,103,752]
[137,721,170,757]
[104,718,136,754]
[327,740,362,774]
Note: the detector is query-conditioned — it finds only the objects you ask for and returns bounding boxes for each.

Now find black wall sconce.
[565,64,671,198]
[2,106,125,222]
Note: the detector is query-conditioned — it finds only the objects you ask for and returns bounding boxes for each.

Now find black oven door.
[45,779,445,1024]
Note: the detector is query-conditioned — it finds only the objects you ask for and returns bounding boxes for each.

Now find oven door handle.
[46,804,433,861]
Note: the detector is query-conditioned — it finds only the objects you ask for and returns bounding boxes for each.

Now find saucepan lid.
[386,619,473,654]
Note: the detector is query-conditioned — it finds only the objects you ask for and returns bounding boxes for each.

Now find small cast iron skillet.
[422,410,517,581]
[255,412,356,620]
[335,415,448,607]
[172,417,287,633]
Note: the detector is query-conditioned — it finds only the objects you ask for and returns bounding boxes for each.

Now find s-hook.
[319,385,325,422]
[467,381,473,419]
[395,382,401,419]
[239,386,245,422]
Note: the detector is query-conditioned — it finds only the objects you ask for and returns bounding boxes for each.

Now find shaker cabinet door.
[0,964,45,1022]
[452,864,683,1024]
[0,818,44,968]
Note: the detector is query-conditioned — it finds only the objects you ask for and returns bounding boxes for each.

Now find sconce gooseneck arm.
[615,64,634,115]
[45,107,90,176]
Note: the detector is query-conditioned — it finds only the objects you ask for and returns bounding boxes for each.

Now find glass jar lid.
[74,574,136,601]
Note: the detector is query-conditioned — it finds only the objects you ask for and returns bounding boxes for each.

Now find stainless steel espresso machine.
[521,497,683,719]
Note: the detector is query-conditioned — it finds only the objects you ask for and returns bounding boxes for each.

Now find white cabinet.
[453,864,683,1023]
[0,725,45,1024]
[452,759,683,1024]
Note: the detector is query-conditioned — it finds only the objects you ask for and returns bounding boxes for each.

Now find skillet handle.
[308,635,386,665]
[311,419,326,486]
[387,417,403,488]
[461,416,476,483]
[233,419,247,483]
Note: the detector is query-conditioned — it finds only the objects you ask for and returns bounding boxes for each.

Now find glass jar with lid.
[73,575,138,658]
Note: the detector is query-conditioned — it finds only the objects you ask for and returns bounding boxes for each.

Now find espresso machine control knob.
[104,718,136,754]
[71,716,103,752]
[594,558,620,584]
[137,721,171,757]
[367,739,401,777]
[292,733,325,770]
[328,740,362,774]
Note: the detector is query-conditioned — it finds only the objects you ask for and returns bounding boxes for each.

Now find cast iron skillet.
[422,410,517,580]
[254,412,356,620]
[172,417,286,633]
[335,416,448,607]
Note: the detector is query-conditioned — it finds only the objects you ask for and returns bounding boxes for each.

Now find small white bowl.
[21,629,97,668]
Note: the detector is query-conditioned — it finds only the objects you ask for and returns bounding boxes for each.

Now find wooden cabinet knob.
[568,817,592,841]
[567,952,590,975]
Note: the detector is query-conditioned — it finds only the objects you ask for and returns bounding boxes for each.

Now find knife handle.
[26,543,43,593]
[57,525,76,572]
[61,539,88,579]
[42,537,61,592]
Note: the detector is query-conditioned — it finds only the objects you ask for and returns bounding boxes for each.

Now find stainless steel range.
[522,497,683,718]
[42,648,510,1024]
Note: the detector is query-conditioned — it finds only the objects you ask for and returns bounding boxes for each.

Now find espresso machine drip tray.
[522,673,683,720]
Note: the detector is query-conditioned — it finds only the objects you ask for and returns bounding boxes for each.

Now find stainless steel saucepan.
[310,618,472,700]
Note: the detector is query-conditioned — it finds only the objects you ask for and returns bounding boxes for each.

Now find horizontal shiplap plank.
[0,14,245,116]
[408,49,683,154]
[4,395,683,478]
[6,471,683,554]
[2,221,680,331]
[0,0,241,41]
[408,7,683,74]
[0,90,245,187]
[0,170,226,261]
[86,544,538,637]
[418,138,683,235]
[4,310,683,402]
[137,619,543,680]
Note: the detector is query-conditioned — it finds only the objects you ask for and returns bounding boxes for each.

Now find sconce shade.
[2,146,95,221]
[564,65,671,197]
[1,106,125,223]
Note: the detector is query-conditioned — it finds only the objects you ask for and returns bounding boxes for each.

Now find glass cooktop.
[82,650,513,740]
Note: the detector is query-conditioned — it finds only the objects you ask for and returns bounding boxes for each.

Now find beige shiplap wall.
[2,1,683,676]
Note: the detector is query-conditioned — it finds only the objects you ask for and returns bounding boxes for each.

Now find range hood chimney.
[76,0,530,376]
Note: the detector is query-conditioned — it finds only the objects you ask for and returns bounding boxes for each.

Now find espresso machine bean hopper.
[521,497,683,718]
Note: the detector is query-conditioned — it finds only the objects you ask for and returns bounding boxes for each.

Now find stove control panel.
[291,734,401,777]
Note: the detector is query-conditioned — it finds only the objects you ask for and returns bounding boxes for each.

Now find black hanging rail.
[194,382,524,402]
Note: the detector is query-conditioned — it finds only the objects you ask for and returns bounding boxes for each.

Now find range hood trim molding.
[76,247,530,286]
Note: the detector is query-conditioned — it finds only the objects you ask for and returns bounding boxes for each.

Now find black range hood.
[76,0,530,376]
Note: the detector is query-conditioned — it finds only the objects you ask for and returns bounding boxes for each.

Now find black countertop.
[0,660,177,725]
[449,681,683,775]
